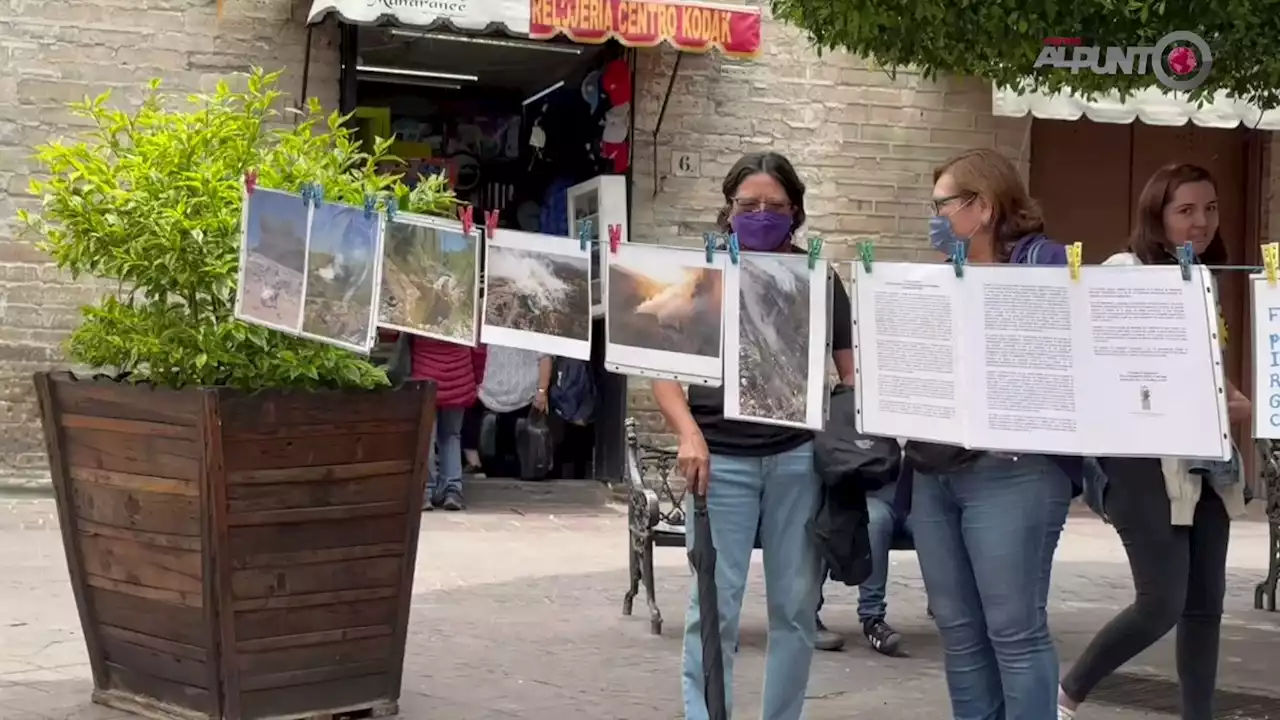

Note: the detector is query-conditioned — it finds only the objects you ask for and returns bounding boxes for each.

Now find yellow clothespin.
[1264,242,1279,287]
[1066,242,1083,281]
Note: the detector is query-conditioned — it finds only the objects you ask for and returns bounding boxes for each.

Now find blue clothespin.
[1178,241,1195,281]
[383,196,398,221]
[858,241,874,274]
[807,236,823,270]
[704,232,716,264]
[952,239,968,278]
[363,194,377,220]
[311,182,324,205]
[578,218,593,252]
[299,182,312,205]
[728,233,740,265]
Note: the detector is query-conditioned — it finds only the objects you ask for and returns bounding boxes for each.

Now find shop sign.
[529,0,762,58]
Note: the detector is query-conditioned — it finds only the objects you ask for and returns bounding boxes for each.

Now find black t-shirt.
[688,247,854,457]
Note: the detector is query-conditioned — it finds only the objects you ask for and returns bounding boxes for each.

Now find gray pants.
[1061,457,1230,719]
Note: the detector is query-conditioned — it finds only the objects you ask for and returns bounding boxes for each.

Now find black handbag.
[813,384,901,491]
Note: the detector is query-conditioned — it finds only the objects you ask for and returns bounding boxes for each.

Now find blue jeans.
[681,443,822,720]
[428,407,465,498]
[912,454,1071,720]
[858,481,912,622]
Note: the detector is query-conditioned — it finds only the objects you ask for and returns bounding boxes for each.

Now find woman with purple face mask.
[650,152,854,720]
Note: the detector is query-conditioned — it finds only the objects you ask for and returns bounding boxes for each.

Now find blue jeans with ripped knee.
[912,454,1072,720]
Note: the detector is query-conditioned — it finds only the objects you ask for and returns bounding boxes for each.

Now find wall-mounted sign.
[529,0,762,58]
[672,151,700,178]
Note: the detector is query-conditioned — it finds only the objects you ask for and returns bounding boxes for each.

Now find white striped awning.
[993,83,1280,130]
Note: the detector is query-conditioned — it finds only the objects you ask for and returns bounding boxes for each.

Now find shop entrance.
[339,25,635,483]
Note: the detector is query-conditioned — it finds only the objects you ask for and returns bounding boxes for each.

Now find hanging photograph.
[605,243,725,385]
[724,253,831,429]
[299,202,382,353]
[481,229,592,360]
[235,187,310,334]
[376,213,481,346]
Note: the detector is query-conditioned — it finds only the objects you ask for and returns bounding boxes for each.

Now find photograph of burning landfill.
[236,188,309,333]
[481,230,592,360]
[299,202,381,352]
[724,253,829,429]
[605,243,725,384]
[377,215,480,345]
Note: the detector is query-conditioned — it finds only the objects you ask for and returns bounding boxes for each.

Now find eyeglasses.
[930,192,975,216]
[732,197,791,214]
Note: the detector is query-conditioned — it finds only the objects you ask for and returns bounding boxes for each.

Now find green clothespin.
[858,241,873,274]
[807,236,823,270]
[704,233,716,264]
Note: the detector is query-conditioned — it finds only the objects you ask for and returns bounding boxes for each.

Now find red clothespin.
[244,169,257,195]
[608,223,623,253]
[484,210,499,237]
[459,205,474,235]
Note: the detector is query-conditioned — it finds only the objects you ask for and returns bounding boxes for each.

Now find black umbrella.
[689,492,727,720]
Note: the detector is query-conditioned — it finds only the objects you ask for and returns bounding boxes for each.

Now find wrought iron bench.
[621,418,914,635]
[1254,439,1280,611]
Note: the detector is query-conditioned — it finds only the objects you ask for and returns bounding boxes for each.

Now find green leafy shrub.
[770,0,1280,110]
[18,68,458,391]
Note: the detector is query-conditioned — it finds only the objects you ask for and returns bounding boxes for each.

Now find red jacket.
[405,335,488,409]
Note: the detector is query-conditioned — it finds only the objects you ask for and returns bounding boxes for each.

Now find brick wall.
[624,15,1033,446]
[0,0,339,486]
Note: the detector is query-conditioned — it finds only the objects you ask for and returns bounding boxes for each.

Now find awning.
[308,0,762,57]
[992,82,1280,130]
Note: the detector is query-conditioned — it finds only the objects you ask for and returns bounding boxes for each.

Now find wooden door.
[1031,118,1267,458]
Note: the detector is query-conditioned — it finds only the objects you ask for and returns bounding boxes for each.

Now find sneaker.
[441,487,466,511]
[863,617,904,657]
[814,615,845,651]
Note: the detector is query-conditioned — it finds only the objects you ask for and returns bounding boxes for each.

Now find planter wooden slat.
[35,371,436,720]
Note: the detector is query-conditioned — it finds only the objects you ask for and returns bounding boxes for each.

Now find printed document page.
[959,265,1089,454]
[1077,265,1230,459]
[852,262,966,444]
[1251,274,1280,439]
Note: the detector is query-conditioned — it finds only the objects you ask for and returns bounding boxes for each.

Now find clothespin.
[1066,242,1083,281]
[608,224,622,254]
[299,182,312,206]
[1264,242,1279,287]
[311,182,323,205]
[243,169,257,195]
[485,210,499,237]
[728,233,740,265]
[858,241,873,274]
[459,205,474,235]
[362,194,377,220]
[952,240,967,278]
[807,236,823,270]
[383,196,398,222]
[578,219,593,252]
[1177,241,1195,281]
[703,232,715,264]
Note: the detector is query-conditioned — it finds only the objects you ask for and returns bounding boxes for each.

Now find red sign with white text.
[529,0,762,58]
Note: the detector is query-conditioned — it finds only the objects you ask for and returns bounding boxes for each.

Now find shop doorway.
[342,25,635,483]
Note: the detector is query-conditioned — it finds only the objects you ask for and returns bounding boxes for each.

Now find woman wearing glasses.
[912,148,1078,719]
[651,152,854,720]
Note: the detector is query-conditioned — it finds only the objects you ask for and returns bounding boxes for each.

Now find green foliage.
[770,0,1280,110]
[18,68,459,391]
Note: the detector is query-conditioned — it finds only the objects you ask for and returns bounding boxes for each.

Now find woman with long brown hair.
[912,148,1079,719]
[1058,163,1252,720]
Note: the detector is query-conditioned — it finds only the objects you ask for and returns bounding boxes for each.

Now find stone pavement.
[1,495,1278,719]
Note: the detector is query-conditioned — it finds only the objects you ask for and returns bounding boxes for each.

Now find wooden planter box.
[34,372,436,720]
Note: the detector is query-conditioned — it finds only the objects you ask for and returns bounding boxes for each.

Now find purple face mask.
[731,211,793,251]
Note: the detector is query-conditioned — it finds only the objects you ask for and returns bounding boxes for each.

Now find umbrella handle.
[693,492,709,514]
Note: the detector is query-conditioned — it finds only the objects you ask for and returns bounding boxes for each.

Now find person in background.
[476,345,553,477]
[911,148,1077,719]
[815,479,914,656]
[1057,163,1252,720]
[653,151,854,720]
[411,336,487,511]
[461,401,486,477]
